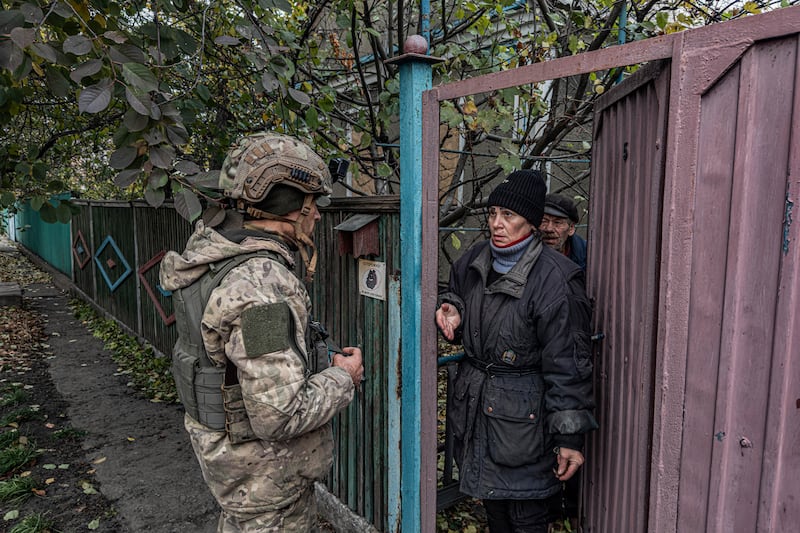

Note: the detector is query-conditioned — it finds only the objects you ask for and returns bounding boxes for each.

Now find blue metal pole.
[398,46,432,533]
[387,276,402,532]
[616,2,628,84]
[420,0,430,51]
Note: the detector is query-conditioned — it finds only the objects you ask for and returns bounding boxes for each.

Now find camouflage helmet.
[219,132,332,207]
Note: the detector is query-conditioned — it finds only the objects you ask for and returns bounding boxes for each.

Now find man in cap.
[160,132,363,532]
[539,193,587,270]
[435,170,597,533]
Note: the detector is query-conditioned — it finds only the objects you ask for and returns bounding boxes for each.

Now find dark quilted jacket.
[439,236,598,500]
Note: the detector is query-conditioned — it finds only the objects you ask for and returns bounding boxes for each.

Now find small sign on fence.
[358,259,386,301]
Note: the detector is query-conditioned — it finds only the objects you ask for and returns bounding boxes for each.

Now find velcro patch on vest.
[241,303,294,358]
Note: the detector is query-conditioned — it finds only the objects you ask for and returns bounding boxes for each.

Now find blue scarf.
[490,234,533,273]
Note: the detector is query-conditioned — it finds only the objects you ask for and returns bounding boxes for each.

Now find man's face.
[488,206,535,247]
[284,199,321,236]
[539,214,575,253]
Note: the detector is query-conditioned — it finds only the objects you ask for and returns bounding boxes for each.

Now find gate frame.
[402,6,800,532]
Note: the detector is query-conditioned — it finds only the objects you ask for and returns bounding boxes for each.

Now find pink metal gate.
[421,6,800,532]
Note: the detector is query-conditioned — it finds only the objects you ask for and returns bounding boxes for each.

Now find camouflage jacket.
[160,221,354,516]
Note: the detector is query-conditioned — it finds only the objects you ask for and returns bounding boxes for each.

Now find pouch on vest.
[222,383,258,444]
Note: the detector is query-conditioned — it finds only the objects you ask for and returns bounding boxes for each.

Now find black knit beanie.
[487,169,546,225]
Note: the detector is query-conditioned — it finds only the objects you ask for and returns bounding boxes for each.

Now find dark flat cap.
[544,193,579,223]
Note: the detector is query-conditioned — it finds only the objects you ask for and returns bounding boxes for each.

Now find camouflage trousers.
[218,483,317,532]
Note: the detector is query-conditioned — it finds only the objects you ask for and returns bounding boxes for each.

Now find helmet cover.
[219,132,332,206]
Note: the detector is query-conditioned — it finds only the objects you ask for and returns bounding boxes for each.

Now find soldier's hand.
[332,347,364,386]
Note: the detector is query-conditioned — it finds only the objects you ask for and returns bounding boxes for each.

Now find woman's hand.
[554,447,585,481]
[435,303,461,341]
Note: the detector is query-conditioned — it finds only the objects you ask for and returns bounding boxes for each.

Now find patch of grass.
[52,427,87,440]
[0,386,28,407]
[0,475,38,505]
[0,441,40,476]
[8,512,54,533]
[0,406,42,426]
[0,429,20,448]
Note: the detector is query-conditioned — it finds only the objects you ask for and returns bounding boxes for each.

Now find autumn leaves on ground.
[0,248,123,533]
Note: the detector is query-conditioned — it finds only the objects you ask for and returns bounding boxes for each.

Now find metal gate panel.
[760,40,800,530]
[679,36,799,533]
[586,60,670,533]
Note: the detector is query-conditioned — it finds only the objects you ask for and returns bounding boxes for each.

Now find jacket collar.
[470,235,544,298]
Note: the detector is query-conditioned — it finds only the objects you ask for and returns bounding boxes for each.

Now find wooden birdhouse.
[334,214,380,258]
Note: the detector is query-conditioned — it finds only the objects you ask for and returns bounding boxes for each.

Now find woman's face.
[487,206,535,247]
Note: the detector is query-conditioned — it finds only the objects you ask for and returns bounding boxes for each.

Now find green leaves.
[122,63,159,92]
[174,188,203,222]
[109,147,138,170]
[78,79,113,114]
[63,35,93,56]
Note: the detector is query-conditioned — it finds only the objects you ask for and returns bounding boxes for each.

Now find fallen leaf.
[33,489,46,496]
[19,471,31,477]
[58,463,70,469]
[43,464,57,470]
[45,423,55,428]
[18,436,28,445]
[3,510,19,521]
[92,456,106,464]
[45,478,56,484]
[86,468,96,474]
[88,518,100,529]
[127,436,135,442]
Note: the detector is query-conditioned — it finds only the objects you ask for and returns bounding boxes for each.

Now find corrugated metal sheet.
[586,60,670,533]
[424,7,800,532]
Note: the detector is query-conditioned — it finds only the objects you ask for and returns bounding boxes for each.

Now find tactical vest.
[170,251,285,431]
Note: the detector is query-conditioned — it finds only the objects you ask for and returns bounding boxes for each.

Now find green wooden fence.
[10,195,72,276]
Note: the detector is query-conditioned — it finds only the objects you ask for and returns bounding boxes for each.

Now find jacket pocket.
[483,376,544,467]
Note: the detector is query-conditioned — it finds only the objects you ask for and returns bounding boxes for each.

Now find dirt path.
[24,282,219,532]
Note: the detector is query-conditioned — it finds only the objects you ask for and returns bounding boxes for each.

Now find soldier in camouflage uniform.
[160,133,364,532]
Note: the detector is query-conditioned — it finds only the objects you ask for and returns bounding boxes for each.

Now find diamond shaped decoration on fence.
[137,250,175,326]
[72,230,91,269]
[93,236,132,292]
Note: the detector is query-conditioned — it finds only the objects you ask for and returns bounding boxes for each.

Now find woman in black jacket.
[436,169,598,533]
